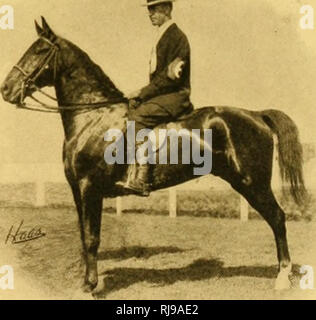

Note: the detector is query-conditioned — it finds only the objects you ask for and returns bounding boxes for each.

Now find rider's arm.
[138,33,190,102]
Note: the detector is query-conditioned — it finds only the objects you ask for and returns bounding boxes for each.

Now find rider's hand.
[129,98,141,110]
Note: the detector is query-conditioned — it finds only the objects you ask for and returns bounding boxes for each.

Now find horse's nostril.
[0,83,13,102]
[1,83,9,94]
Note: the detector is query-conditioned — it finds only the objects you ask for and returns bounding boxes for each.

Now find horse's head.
[1,16,60,105]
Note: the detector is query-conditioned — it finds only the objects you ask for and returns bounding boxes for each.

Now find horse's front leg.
[78,179,103,293]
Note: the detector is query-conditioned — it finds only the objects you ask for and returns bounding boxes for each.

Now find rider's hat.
[142,0,175,7]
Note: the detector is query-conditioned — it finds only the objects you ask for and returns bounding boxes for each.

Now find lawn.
[0,206,315,300]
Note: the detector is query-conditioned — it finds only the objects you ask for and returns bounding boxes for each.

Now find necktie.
[149,29,159,74]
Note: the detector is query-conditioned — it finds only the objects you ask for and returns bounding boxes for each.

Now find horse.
[1,17,306,295]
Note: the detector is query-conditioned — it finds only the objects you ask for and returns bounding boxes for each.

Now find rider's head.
[144,0,174,27]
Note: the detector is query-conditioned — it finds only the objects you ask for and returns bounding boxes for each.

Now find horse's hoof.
[92,279,105,295]
[72,289,95,300]
[275,264,292,290]
[81,281,97,293]
[275,274,292,290]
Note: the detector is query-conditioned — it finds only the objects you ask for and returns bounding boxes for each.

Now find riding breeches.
[128,90,193,133]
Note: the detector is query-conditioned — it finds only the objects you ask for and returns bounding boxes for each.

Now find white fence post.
[169,188,177,218]
[116,196,122,216]
[240,195,249,222]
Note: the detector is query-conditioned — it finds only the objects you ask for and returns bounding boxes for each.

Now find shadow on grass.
[98,246,187,261]
[94,248,302,298]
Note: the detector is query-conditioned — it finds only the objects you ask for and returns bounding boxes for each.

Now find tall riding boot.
[123,163,150,197]
[115,135,151,196]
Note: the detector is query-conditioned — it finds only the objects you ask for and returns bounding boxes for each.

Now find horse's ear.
[41,16,55,38]
[35,20,43,36]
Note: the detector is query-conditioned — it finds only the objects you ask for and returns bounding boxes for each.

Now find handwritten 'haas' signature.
[5,220,46,244]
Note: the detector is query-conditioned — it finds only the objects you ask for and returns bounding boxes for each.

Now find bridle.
[13,36,126,113]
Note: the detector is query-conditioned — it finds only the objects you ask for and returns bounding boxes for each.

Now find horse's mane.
[58,37,125,99]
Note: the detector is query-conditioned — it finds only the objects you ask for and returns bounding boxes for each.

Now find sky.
[0,0,316,164]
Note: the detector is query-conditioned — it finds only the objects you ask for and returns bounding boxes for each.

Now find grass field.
[0,204,315,300]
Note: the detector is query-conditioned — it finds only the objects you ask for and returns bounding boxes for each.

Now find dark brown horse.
[1,18,306,294]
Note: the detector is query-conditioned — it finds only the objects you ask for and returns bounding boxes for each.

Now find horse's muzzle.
[1,81,22,104]
[0,82,11,102]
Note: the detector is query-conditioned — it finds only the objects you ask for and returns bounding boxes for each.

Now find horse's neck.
[55,39,125,139]
[60,103,128,142]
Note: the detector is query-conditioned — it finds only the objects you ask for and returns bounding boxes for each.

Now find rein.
[14,36,127,114]
[18,94,128,114]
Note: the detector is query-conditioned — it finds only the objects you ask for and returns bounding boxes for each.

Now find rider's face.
[148,5,170,27]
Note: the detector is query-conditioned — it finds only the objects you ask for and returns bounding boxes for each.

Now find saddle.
[176,102,195,120]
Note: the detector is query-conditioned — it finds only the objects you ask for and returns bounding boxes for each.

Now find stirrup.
[115,165,150,197]
[124,180,150,197]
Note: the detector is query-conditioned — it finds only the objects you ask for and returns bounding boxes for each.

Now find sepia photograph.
[0,0,315,301]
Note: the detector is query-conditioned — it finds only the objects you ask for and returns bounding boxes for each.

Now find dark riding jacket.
[138,23,192,117]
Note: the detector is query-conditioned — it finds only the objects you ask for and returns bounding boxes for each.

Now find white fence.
[0,163,253,221]
[116,189,250,221]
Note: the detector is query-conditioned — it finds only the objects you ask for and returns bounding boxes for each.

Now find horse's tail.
[261,109,307,205]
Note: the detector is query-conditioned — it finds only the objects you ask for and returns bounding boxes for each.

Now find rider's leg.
[123,140,151,196]
[117,100,174,195]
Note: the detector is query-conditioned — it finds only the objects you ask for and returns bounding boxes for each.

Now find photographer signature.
[5,220,46,244]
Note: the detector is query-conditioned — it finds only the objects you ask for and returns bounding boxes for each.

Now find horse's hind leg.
[238,185,292,289]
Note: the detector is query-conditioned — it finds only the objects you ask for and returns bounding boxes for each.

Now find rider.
[118,0,193,196]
